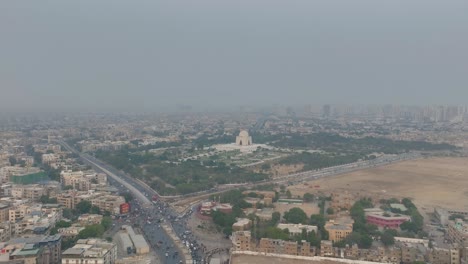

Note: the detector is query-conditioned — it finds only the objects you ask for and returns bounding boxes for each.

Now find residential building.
[1,235,62,264]
[0,203,10,222]
[448,219,468,247]
[231,231,252,251]
[258,238,298,255]
[61,238,117,264]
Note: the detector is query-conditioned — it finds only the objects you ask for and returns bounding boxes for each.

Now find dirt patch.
[288,157,468,212]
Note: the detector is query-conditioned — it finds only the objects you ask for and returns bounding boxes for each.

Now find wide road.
[57,140,198,264]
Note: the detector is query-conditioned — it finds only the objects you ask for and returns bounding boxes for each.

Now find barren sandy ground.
[289,157,468,212]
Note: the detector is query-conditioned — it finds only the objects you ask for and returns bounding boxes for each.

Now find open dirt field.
[289,157,468,212]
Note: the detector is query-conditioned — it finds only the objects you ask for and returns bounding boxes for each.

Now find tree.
[55,220,71,229]
[280,185,286,193]
[261,163,271,171]
[76,201,92,214]
[381,230,395,246]
[310,214,326,227]
[101,216,112,230]
[284,208,308,224]
[77,224,105,239]
[90,206,101,214]
[326,208,335,215]
[271,212,281,225]
[123,193,134,203]
[9,156,17,166]
[286,190,292,199]
[303,193,314,202]
[62,208,73,219]
[265,227,289,240]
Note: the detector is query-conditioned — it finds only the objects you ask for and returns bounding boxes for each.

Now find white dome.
[239,130,249,137]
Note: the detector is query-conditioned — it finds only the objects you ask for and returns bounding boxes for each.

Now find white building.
[236,130,253,146]
[213,130,271,153]
[277,223,318,236]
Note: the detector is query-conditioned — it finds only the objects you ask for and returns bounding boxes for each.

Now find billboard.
[120,203,130,215]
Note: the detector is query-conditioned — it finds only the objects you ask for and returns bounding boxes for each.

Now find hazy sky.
[1,0,467,110]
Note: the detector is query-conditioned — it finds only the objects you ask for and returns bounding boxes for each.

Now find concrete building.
[61,238,117,264]
[11,185,45,201]
[276,223,318,237]
[1,235,62,264]
[364,208,410,229]
[320,240,334,257]
[60,171,90,191]
[325,217,354,243]
[258,238,299,255]
[120,226,149,255]
[448,219,468,246]
[231,231,252,251]
[429,247,460,264]
[0,203,10,222]
[232,218,252,232]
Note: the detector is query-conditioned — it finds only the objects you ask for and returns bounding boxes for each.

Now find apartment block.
[231,231,252,251]
[61,238,117,264]
[448,219,468,247]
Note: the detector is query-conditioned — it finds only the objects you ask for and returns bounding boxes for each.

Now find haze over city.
[1,0,468,111]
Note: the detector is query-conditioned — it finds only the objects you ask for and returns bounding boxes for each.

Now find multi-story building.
[56,191,125,215]
[324,217,354,243]
[0,235,62,264]
[258,238,298,255]
[11,185,45,201]
[42,153,59,165]
[320,240,334,257]
[0,166,41,183]
[448,219,468,247]
[9,204,32,222]
[400,242,427,264]
[56,192,75,209]
[276,223,318,237]
[0,203,10,222]
[231,231,252,251]
[365,208,411,229]
[60,171,90,191]
[0,222,13,242]
[232,218,252,232]
[429,247,460,264]
[61,238,117,264]
[89,195,125,215]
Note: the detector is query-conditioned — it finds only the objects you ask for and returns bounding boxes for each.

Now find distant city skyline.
[1,0,467,110]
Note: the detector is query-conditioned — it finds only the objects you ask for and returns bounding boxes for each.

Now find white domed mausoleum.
[236,130,252,146]
[212,129,271,153]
